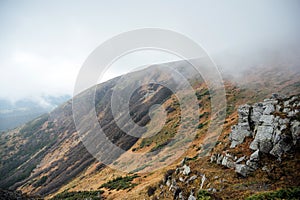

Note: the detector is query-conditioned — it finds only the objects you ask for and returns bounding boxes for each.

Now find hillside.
[0,60,299,200]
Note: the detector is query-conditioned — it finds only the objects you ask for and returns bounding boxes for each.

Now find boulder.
[291,120,300,144]
[246,160,258,170]
[235,156,246,164]
[263,104,275,115]
[221,156,235,169]
[249,150,259,161]
[229,125,251,148]
[270,135,293,158]
[188,194,196,200]
[235,164,250,177]
[259,115,274,125]
[251,103,263,125]
[250,125,273,152]
[182,165,191,176]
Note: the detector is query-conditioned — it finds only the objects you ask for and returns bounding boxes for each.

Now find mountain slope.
[0,60,299,199]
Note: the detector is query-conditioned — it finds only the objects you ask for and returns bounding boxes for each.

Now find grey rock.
[263,104,275,115]
[250,125,273,152]
[216,154,224,165]
[259,140,273,153]
[221,156,235,169]
[166,179,171,187]
[276,104,282,112]
[272,129,281,144]
[210,154,217,163]
[235,164,250,177]
[270,135,293,158]
[291,120,300,144]
[188,194,196,200]
[283,108,291,113]
[238,104,251,123]
[246,160,258,170]
[235,156,246,164]
[284,100,290,107]
[229,125,251,148]
[187,175,197,183]
[200,174,206,189]
[259,115,274,125]
[251,104,264,125]
[207,188,217,193]
[250,150,259,161]
[279,118,289,125]
[182,165,191,176]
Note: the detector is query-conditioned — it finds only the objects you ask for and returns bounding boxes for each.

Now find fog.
[0,0,299,104]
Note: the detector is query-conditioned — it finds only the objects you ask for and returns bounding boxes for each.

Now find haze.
[0,0,299,104]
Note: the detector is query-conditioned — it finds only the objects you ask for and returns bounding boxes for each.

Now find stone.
[200,174,206,189]
[182,165,191,176]
[259,115,274,125]
[238,104,251,123]
[259,140,273,153]
[187,175,197,183]
[235,156,246,164]
[284,100,290,107]
[270,135,293,158]
[246,160,258,170]
[276,104,282,112]
[263,104,275,115]
[250,125,273,152]
[216,154,224,165]
[221,156,235,169]
[229,125,251,148]
[210,154,217,163]
[249,150,259,161]
[291,121,300,144]
[207,188,217,193]
[235,164,250,177]
[188,194,196,200]
[272,129,281,144]
[251,104,264,125]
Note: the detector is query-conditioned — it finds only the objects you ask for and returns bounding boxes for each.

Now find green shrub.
[99,174,139,190]
[51,190,104,200]
[246,187,300,200]
[197,190,212,200]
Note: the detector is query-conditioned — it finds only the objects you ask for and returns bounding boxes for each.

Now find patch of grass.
[246,187,300,200]
[51,190,104,200]
[197,190,212,200]
[99,174,139,191]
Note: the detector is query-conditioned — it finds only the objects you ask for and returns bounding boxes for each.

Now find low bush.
[99,174,139,191]
[246,187,300,200]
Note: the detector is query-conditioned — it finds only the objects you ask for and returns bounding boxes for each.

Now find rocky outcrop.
[212,94,300,177]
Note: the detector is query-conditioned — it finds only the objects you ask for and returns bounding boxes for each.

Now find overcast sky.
[0,0,299,102]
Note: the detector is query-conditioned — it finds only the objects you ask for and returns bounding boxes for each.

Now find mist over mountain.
[0,95,70,131]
